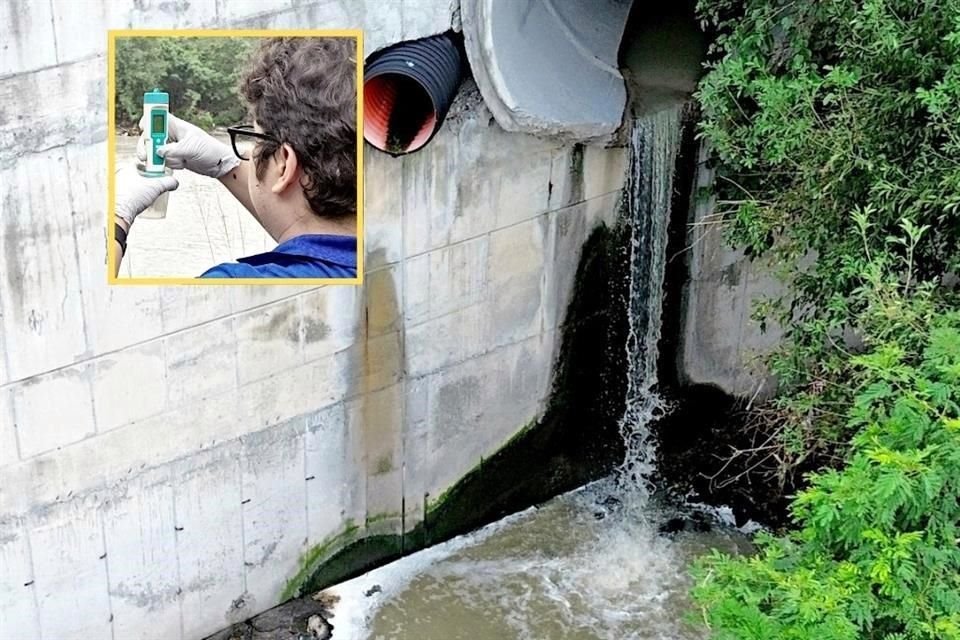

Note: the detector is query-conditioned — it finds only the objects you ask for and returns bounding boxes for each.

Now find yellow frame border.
[107,29,364,286]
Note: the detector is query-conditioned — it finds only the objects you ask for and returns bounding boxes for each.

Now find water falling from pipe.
[617,105,684,499]
[324,102,750,640]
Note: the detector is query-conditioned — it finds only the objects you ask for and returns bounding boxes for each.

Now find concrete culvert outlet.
[461,0,704,142]
[363,33,463,155]
[619,0,705,117]
[461,0,635,142]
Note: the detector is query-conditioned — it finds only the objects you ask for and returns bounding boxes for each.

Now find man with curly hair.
[113,37,357,278]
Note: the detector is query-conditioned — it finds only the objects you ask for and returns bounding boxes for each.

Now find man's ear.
[271,143,300,194]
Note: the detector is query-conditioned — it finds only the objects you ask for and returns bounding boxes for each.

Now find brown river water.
[324,478,753,640]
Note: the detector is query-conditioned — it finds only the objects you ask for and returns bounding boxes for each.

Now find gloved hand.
[137,112,240,179]
[115,166,179,227]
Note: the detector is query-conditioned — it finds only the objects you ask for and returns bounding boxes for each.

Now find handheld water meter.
[137,88,172,219]
[142,89,169,175]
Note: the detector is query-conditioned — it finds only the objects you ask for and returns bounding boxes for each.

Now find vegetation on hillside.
[114,37,256,131]
[690,1,960,637]
[694,297,960,639]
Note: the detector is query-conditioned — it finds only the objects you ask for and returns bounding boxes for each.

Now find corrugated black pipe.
[364,32,463,156]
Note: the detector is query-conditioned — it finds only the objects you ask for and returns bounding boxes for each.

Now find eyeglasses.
[227,124,281,161]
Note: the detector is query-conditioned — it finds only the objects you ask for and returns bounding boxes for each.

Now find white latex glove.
[115,166,179,227]
[137,112,240,179]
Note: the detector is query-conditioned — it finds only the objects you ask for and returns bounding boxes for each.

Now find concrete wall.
[678,143,782,400]
[0,2,627,638]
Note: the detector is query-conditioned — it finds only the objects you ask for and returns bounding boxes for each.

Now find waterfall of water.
[617,106,684,499]
[327,103,746,640]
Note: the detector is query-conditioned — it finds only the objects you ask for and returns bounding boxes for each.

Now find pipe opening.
[365,74,438,155]
[363,32,463,156]
[618,0,704,117]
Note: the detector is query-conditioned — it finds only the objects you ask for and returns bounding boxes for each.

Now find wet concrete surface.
[205,594,334,640]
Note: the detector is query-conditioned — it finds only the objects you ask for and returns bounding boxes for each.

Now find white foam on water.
[320,508,538,640]
[327,479,750,640]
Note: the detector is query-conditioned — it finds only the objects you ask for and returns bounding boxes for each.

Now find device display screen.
[152,113,165,134]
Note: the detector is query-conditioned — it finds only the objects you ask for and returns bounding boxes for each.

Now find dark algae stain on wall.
[288,222,632,597]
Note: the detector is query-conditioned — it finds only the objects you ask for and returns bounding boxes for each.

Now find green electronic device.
[143,89,169,175]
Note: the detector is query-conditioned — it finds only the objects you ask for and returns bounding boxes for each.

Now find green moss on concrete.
[365,512,401,526]
[290,222,632,596]
[300,534,405,595]
[419,421,545,520]
[373,454,394,475]
[281,521,360,601]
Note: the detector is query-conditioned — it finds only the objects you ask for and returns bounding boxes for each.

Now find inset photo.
[108,30,362,284]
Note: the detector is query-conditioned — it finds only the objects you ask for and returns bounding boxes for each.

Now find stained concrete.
[0,2,629,638]
[287,223,632,597]
[0,3,780,640]
[678,142,783,400]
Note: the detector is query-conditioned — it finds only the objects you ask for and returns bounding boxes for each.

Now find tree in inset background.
[115,37,257,131]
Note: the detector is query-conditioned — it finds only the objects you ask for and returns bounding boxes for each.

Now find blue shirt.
[199,234,357,279]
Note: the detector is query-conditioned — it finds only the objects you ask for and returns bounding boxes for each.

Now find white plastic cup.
[136,165,173,219]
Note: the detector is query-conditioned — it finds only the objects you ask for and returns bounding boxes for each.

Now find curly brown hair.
[240,37,357,219]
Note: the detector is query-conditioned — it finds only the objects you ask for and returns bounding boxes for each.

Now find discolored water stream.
[325,479,748,640]
[322,105,749,639]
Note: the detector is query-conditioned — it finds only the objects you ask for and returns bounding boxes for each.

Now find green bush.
[692,306,960,639]
[691,1,960,637]
[115,37,256,130]
[694,0,960,479]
